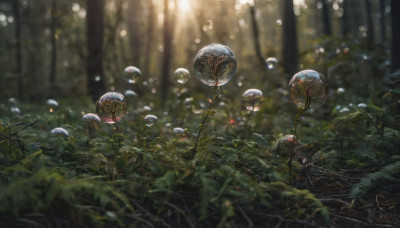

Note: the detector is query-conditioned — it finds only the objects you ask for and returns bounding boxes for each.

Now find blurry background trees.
[0,0,396,102]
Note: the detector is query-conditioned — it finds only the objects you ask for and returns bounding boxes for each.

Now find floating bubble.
[289,70,328,109]
[265,57,278,70]
[172,127,185,136]
[143,105,152,111]
[242,89,265,111]
[82,113,101,123]
[194,44,237,87]
[174,68,190,85]
[357,103,367,109]
[124,89,137,98]
[94,75,101,82]
[46,99,59,113]
[50,127,70,137]
[96,92,127,124]
[273,135,302,157]
[123,66,142,84]
[336,87,345,95]
[10,106,21,114]
[144,114,158,127]
[8,98,17,105]
[339,107,350,113]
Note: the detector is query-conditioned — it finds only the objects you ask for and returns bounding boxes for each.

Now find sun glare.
[179,0,190,12]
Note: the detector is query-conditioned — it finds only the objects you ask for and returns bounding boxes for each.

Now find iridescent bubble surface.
[174,68,190,85]
[46,99,59,113]
[265,57,278,70]
[242,89,265,111]
[82,113,101,123]
[96,92,127,124]
[144,114,158,127]
[123,66,142,84]
[289,70,328,109]
[124,89,137,98]
[193,44,237,87]
[50,127,70,137]
[275,134,302,157]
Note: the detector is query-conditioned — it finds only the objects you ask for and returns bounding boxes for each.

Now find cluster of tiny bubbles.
[124,89,137,98]
[289,70,328,109]
[82,113,101,123]
[336,87,345,95]
[46,99,59,113]
[357,103,367,109]
[194,44,237,87]
[144,114,158,127]
[50,127,70,137]
[123,66,142,84]
[10,106,21,114]
[241,89,265,112]
[265,57,278,70]
[96,92,127,124]
[174,68,190,85]
[274,135,302,157]
[94,75,102,82]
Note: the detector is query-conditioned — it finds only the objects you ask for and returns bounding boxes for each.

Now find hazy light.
[179,0,190,12]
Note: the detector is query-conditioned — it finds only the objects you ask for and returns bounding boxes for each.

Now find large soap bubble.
[194,44,237,87]
[96,92,127,124]
[174,68,190,85]
[242,89,265,111]
[289,70,328,109]
[123,66,142,84]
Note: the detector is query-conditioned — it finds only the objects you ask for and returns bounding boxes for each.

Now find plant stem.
[114,122,121,148]
[193,85,219,155]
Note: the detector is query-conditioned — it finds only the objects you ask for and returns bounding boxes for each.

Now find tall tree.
[282,0,298,78]
[379,0,386,43]
[160,0,177,105]
[341,0,350,37]
[365,0,374,46]
[127,0,143,67]
[392,0,400,73]
[143,0,155,78]
[249,1,264,68]
[12,0,23,99]
[87,0,106,101]
[49,0,57,85]
[321,0,332,36]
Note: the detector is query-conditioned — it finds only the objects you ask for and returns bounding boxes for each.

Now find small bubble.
[265,57,278,70]
[50,127,70,137]
[8,97,17,105]
[274,135,302,157]
[242,89,265,111]
[10,106,21,114]
[46,99,59,113]
[123,66,142,84]
[339,107,350,113]
[82,113,101,123]
[336,87,345,95]
[174,68,190,85]
[357,103,367,109]
[276,19,282,25]
[96,92,127,124]
[143,105,152,111]
[124,89,137,98]
[144,114,158,127]
[94,75,101,82]
[172,127,185,136]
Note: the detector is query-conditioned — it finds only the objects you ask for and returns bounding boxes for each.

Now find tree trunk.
[87,0,106,101]
[282,0,299,78]
[249,2,264,67]
[365,0,374,46]
[379,0,386,43]
[12,0,23,99]
[321,0,332,36]
[143,0,155,78]
[392,0,400,72]
[50,0,57,84]
[341,0,350,37]
[160,0,176,105]
[127,0,142,67]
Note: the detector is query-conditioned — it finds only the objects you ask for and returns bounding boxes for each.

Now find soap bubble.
[194,44,237,87]
[265,57,278,70]
[94,75,101,82]
[143,105,152,111]
[123,66,142,84]
[144,114,158,127]
[124,89,137,98]
[46,99,59,113]
[241,89,265,111]
[8,98,17,105]
[82,113,101,123]
[273,135,302,157]
[172,127,185,136]
[357,103,367,109]
[289,70,328,109]
[336,87,345,95]
[174,68,190,85]
[339,107,350,113]
[10,106,21,114]
[96,92,127,124]
[50,127,70,137]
